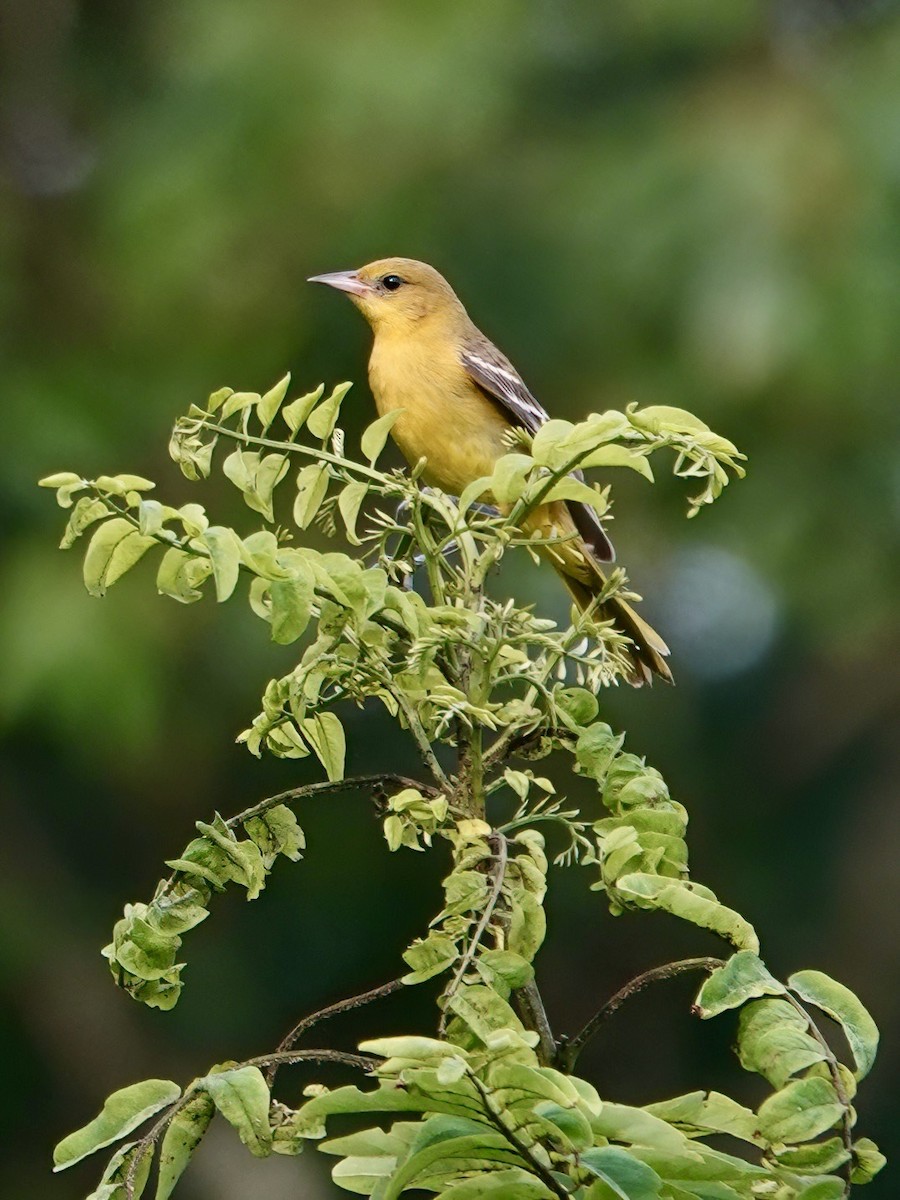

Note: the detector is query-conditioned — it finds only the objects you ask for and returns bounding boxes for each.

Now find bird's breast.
[368,335,510,496]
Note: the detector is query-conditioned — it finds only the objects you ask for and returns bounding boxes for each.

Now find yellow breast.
[368,333,511,496]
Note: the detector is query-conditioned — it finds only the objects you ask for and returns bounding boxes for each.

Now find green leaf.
[207,386,233,412]
[203,1066,272,1157]
[402,934,459,984]
[554,686,599,730]
[542,476,608,509]
[580,443,653,479]
[54,1080,180,1170]
[581,1146,663,1200]
[269,567,314,643]
[644,1091,759,1144]
[736,999,826,1088]
[627,405,714,437]
[201,527,242,601]
[155,1090,214,1200]
[60,496,112,548]
[851,1136,886,1184]
[382,1130,523,1200]
[773,1137,850,1175]
[756,1076,844,1144]
[220,390,261,419]
[250,453,290,521]
[83,518,155,597]
[694,952,784,1018]
[40,470,84,490]
[361,408,403,463]
[634,1143,766,1188]
[184,818,267,898]
[439,1168,556,1198]
[591,1103,687,1153]
[94,473,156,495]
[156,547,212,604]
[614,876,759,952]
[788,969,879,1080]
[300,712,346,780]
[282,384,325,432]
[257,373,291,431]
[793,1181,846,1200]
[576,723,625,783]
[338,480,369,544]
[490,453,535,505]
[534,1099,593,1151]
[293,462,330,529]
[446,986,533,1050]
[307,381,352,439]
[85,1141,155,1200]
[244,805,305,866]
[507,888,546,961]
[477,949,534,992]
[360,1035,463,1068]
[530,419,577,469]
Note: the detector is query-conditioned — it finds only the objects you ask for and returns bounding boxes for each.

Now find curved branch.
[439,833,509,1036]
[559,957,724,1072]
[226,773,442,829]
[266,978,404,1087]
[249,1048,378,1073]
[783,992,855,1197]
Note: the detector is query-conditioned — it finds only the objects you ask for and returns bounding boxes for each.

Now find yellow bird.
[309,257,671,684]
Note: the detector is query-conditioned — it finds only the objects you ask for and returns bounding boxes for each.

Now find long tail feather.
[559,570,673,687]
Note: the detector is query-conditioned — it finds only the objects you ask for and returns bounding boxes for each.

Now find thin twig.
[248,1049,378,1073]
[469,1072,572,1199]
[439,834,509,1036]
[559,957,724,1072]
[194,417,388,483]
[512,980,557,1068]
[226,773,441,829]
[396,694,453,789]
[266,978,404,1087]
[783,992,855,1197]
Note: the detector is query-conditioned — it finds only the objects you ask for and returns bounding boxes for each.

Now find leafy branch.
[43,374,883,1199]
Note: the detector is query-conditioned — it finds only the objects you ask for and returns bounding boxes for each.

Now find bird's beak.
[307,270,372,297]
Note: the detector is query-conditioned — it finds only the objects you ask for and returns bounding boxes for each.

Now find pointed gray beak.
[307,270,372,297]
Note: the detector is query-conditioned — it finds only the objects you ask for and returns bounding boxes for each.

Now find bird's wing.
[460,341,548,434]
[461,338,616,563]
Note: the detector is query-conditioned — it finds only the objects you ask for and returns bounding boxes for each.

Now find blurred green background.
[2,2,898,1196]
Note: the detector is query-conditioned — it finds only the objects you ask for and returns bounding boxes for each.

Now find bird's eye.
[381,274,403,291]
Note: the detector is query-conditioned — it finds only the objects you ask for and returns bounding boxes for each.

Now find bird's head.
[308,257,466,334]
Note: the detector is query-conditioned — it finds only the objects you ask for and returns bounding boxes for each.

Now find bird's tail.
[558,569,673,686]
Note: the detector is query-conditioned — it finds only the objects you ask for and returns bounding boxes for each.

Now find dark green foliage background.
[1,3,897,1196]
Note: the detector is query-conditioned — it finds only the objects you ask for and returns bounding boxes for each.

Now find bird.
[308,257,671,684]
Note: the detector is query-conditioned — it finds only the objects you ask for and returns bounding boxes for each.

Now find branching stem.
[559,956,724,1072]
[469,1073,572,1199]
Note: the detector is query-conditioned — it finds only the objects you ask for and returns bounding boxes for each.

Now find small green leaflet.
[155,1089,215,1200]
[300,712,346,780]
[257,373,291,431]
[202,1066,272,1157]
[361,408,403,464]
[83,518,157,597]
[54,1079,180,1171]
[788,969,879,1079]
